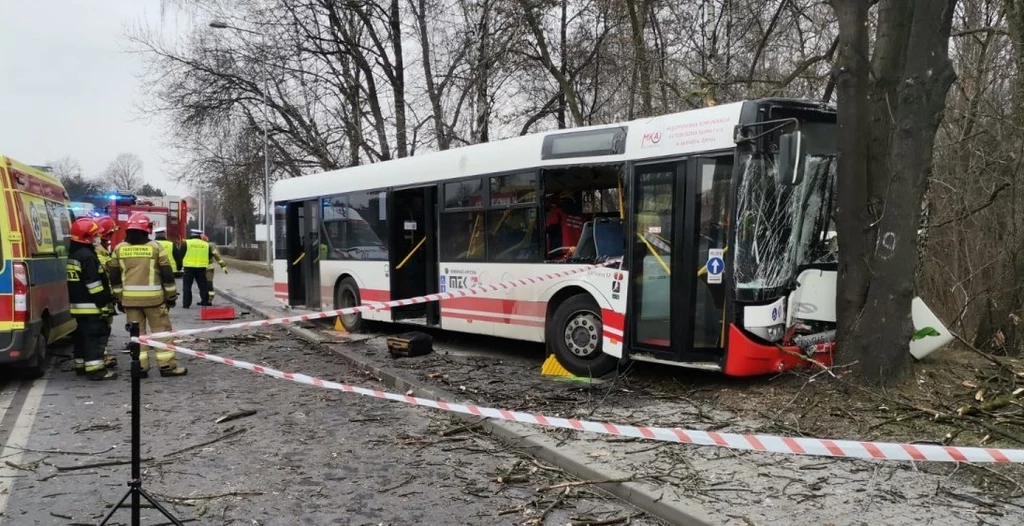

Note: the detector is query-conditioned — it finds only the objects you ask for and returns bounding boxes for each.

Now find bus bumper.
[723,324,834,377]
[0,320,44,364]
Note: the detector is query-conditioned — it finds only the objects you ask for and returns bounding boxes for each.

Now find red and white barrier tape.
[133,337,1024,464]
[146,260,619,340]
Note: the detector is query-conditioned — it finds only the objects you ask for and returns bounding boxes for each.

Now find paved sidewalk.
[210,268,296,314]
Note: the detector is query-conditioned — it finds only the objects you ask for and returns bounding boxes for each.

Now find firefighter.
[95,216,119,369]
[199,233,228,302]
[107,213,186,377]
[67,218,117,380]
[181,229,214,308]
[153,227,178,274]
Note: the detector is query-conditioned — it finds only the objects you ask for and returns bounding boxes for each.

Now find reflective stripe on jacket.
[183,238,210,268]
[108,241,177,308]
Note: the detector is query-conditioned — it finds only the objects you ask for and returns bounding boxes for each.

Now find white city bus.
[272,99,951,377]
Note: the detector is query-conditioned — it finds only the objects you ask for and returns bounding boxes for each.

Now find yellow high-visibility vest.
[183,238,210,268]
[156,239,177,272]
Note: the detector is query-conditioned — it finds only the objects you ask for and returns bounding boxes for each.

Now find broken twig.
[164,428,247,457]
[215,409,257,424]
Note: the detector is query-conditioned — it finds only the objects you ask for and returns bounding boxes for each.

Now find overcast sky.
[0,0,190,196]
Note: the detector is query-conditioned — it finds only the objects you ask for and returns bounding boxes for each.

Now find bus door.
[627,158,726,365]
[302,199,322,308]
[389,186,439,324]
[285,201,306,306]
[285,199,322,308]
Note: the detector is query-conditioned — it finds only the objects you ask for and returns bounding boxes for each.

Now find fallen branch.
[3,445,115,456]
[157,490,264,502]
[378,476,414,493]
[571,515,642,526]
[537,475,636,492]
[164,428,247,458]
[951,332,1020,377]
[55,458,152,472]
[215,409,257,424]
[4,460,35,472]
[439,420,485,437]
[525,487,570,526]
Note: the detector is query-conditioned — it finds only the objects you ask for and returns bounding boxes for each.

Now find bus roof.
[274,101,752,203]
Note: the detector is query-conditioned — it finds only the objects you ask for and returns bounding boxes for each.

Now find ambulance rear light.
[13,263,28,323]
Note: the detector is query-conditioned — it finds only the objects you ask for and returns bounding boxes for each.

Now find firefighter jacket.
[95,243,111,268]
[108,241,178,308]
[155,238,177,272]
[207,243,227,271]
[67,242,112,316]
[183,238,212,269]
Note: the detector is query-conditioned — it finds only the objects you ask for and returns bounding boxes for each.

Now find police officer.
[153,227,178,275]
[67,218,117,380]
[200,233,228,302]
[181,229,214,308]
[94,216,119,369]
[107,213,186,377]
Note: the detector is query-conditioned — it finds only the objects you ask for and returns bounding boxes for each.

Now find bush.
[219,245,262,261]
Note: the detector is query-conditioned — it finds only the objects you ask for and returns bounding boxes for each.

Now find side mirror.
[777,131,807,185]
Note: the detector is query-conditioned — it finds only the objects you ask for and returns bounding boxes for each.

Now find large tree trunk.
[832,0,957,385]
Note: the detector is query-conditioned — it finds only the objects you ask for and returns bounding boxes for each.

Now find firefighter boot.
[103,351,117,369]
[74,360,85,376]
[88,368,119,381]
[159,365,187,377]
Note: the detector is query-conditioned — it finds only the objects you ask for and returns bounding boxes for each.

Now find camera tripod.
[98,321,184,526]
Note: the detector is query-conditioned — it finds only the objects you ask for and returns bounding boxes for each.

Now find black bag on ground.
[386,331,433,358]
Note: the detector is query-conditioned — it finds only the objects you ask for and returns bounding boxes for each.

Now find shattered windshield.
[733,122,836,302]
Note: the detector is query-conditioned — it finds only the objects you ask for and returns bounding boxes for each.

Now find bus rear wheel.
[334,277,364,333]
[549,294,617,377]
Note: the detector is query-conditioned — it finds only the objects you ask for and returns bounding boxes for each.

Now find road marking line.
[0,378,48,521]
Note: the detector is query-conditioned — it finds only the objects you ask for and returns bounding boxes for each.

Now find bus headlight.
[765,324,785,342]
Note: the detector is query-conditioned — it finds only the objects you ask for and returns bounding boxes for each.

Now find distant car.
[0,155,77,378]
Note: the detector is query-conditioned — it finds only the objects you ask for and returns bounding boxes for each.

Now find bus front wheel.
[549,294,617,377]
[335,277,364,333]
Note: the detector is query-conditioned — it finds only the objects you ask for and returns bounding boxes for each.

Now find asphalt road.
[0,295,663,525]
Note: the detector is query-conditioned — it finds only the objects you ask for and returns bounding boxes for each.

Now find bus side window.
[440,211,484,261]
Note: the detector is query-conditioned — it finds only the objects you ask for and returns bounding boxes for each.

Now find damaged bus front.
[727,100,951,375]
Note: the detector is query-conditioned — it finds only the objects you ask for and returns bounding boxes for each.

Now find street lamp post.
[210,20,273,272]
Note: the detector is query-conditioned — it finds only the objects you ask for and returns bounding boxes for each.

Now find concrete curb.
[215,285,712,526]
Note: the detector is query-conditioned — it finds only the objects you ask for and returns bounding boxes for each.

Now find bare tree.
[105,153,144,193]
[49,156,82,180]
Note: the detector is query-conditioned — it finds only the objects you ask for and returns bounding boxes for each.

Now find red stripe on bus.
[273,282,288,292]
[442,310,545,328]
[361,289,390,302]
[601,309,625,330]
[440,297,546,318]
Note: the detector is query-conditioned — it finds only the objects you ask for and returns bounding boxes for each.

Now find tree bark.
[832,0,958,385]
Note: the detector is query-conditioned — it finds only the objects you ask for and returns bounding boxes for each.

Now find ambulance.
[0,155,76,377]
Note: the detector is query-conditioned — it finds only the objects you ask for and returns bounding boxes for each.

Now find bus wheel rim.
[341,289,358,324]
[564,311,600,358]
